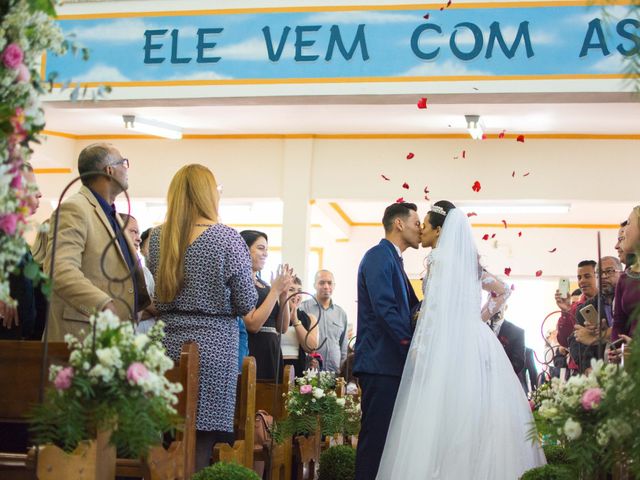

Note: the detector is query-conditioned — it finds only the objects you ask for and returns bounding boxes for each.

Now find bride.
[377,201,546,479]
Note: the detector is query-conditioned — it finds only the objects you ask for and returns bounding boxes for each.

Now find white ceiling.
[43,95,640,136]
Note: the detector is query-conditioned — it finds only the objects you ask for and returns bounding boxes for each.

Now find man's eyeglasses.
[108,158,130,169]
[599,268,621,278]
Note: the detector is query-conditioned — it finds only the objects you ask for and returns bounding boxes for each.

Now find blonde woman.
[148,164,257,470]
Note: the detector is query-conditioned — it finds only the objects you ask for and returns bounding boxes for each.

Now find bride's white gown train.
[377,209,546,479]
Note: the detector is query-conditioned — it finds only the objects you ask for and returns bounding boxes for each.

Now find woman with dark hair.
[282,276,319,376]
[378,200,545,479]
[240,230,294,380]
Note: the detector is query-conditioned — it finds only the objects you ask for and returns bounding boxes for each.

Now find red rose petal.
[423,185,430,200]
[462,150,466,159]
[467,212,477,218]
[504,267,511,276]
[471,181,481,192]
[406,152,415,160]
[417,97,428,109]
[491,233,496,239]
[395,197,404,203]
[548,248,557,253]
[498,130,506,139]
[518,231,522,237]
[381,174,390,181]
[490,291,498,298]
[516,134,525,143]
[501,219,508,229]
[523,172,530,177]
[481,133,487,140]
[446,0,452,7]
[439,6,444,10]
[535,270,543,277]
[402,182,410,189]
[423,13,430,19]
[482,234,489,241]
[511,171,515,178]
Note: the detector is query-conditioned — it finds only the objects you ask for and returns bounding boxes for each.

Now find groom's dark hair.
[382,202,418,233]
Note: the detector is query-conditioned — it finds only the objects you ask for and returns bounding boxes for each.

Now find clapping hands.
[271,263,295,296]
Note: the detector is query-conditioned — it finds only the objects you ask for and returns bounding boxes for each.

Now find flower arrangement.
[273,370,361,442]
[30,311,182,459]
[0,0,65,303]
[530,358,634,476]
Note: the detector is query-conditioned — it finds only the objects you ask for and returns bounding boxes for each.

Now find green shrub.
[192,461,261,480]
[542,445,569,465]
[318,445,356,480]
[520,464,575,480]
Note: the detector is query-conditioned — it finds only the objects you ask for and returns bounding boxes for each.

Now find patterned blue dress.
[148,224,257,432]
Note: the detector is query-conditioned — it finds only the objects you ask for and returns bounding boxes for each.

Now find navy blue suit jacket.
[353,239,420,377]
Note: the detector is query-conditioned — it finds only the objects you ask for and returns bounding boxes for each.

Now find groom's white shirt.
[391,242,402,259]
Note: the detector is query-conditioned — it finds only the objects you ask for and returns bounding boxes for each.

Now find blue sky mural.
[46,4,637,82]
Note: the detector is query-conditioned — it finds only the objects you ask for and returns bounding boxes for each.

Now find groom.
[353,202,421,480]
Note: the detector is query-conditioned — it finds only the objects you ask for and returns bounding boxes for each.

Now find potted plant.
[192,461,261,480]
[318,445,356,480]
[30,310,182,479]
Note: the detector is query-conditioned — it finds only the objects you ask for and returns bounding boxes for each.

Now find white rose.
[564,418,582,440]
[134,334,150,350]
[313,388,325,399]
[336,398,346,407]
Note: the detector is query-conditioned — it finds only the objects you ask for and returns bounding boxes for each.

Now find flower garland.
[0,0,65,303]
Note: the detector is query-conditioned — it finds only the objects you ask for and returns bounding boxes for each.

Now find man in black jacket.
[489,309,525,381]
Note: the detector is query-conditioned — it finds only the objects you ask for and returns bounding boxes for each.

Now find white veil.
[377,208,544,479]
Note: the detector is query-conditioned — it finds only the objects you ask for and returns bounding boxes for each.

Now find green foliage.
[520,464,575,480]
[29,316,182,459]
[26,0,56,16]
[318,445,356,480]
[542,445,569,465]
[192,462,261,480]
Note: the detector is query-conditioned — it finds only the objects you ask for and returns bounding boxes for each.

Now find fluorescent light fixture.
[465,114,483,140]
[123,114,182,140]
[459,203,571,215]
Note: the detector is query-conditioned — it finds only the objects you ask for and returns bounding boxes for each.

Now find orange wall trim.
[33,168,72,174]
[56,0,634,20]
[40,130,640,142]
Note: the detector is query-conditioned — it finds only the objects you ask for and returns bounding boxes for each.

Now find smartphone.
[579,304,599,327]
[558,278,570,298]
[609,338,624,351]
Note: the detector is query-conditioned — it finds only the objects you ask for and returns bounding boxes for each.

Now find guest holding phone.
[282,276,319,376]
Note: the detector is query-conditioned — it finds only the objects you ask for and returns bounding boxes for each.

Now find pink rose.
[529,400,535,412]
[0,213,20,235]
[127,362,149,385]
[581,387,603,411]
[54,367,74,390]
[10,172,22,189]
[300,384,312,395]
[2,43,24,69]
[16,63,30,83]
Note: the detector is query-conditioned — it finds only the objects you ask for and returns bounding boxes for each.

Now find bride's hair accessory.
[430,204,447,217]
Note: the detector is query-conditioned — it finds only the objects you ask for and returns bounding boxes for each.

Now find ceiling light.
[465,114,483,140]
[122,115,182,140]
[459,203,571,215]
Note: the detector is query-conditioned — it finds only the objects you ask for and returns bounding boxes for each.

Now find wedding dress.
[377,208,546,479]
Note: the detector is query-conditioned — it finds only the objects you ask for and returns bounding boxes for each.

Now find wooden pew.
[254,365,294,480]
[0,340,69,480]
[212,356,256,469]
[0,340,199,480]
[116,341,199,480]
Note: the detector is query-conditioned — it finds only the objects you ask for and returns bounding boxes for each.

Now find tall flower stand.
[36,429,115,480]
